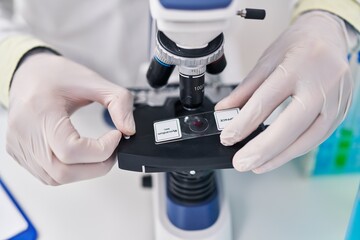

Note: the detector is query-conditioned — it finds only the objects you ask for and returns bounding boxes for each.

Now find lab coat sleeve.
[293,0,360,32]
[0,0,56,108]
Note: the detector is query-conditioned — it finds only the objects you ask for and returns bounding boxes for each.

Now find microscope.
[116,1,266,239]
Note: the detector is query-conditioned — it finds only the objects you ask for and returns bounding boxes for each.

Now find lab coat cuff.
[292,0,360,33]
[0,35,57,108]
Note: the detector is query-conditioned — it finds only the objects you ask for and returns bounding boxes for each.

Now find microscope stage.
[117,97,265,173]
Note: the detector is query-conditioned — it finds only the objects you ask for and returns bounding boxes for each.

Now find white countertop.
[1,104,359,240]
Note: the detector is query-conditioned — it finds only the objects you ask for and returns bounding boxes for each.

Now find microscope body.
[115,1,265,239]
[150,0,237,49]
[147,1,235,239]
[147,0,237,110]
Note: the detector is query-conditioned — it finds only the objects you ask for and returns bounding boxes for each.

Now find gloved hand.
[215,11,353,174]
[6,53,135,185]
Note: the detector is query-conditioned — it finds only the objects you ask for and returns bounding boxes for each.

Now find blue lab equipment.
[346,183,360,240]
[310,52,360,175]
[0,178,38,240]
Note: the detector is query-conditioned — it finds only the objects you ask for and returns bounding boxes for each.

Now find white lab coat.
[0,0,150,88]
[0,0,294,88]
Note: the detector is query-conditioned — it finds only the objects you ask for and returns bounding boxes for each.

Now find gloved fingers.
[6,142,60,186]
[60,70,136,136]
[337,72,353,122]
[75,78,136,136]
[19,143,116,185]
[232,95,321,172]
[43,152,116,184]
[22,159,60,186]
[252,111,343,174]
[107,90,136,136]
[6,122,116,185]
[220,64,292,146]
[215,59,275,111]
[46,111,122,164]
[247,74,352,174]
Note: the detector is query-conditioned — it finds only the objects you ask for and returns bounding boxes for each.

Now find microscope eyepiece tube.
[179,72,205,110]
[146,56,175,88]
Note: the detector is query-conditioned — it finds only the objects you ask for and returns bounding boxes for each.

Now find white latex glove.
[215,11,353,174]
[6,53,135,185]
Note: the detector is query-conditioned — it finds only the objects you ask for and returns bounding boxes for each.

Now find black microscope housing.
[116,31,265,173]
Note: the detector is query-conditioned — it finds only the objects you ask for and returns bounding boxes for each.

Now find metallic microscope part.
[237,8,266,20]
[154,32,225,68]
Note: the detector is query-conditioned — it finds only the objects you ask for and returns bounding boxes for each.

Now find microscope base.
[152,172,232,240]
